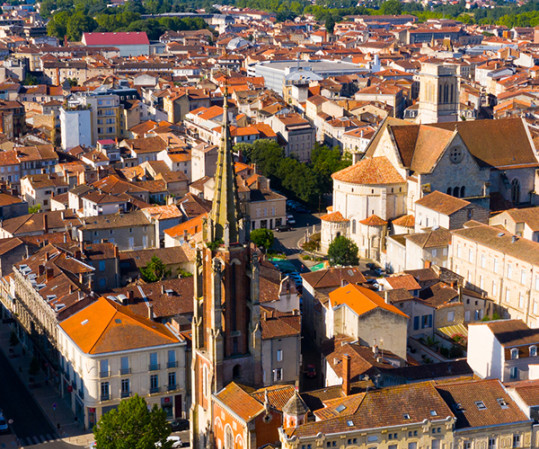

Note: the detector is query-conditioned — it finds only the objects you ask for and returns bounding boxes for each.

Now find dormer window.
[530,346,537,357]
[497,398,509,409]
[511,348,519,360]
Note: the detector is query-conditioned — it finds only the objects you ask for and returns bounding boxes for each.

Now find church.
[189,92,301,449]
[321,116,539,262]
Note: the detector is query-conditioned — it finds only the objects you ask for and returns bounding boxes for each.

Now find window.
[507,263,512,279]
[513,435,521,448]
[150,374,159,393]
[168,372,176,390]
[422,315,433,329]
[225,425,234,449]
[468,249,473,263]
[475,401,487,410]
[99,359,109,377]
[497,398,509,409]
[521,270,526,285]
[510,366,519,380]
[276,349,283,362]
[121,378,130,398]
[457,244,461,258]
[447,311,455,322]
[535,276,539,291]
[494,258,499,274]
[519,293,524,309]
[414,316,420,330]
[464,443,472,449]
[367,436,379,443]
[100,382,109,400]
[167,350,177,368]
[273,368,283,382]
[99,261,106,271]
[403,414,410,420]
[432,440,440,449]
[480,254,486,268]
[149,352,159,371]
[120,356,129,375]
[505,289,511,303]
[511,348,519,360]
[530,346,537,357]
[489,438,496,449]
[492,282,497,297]
[388,433,398,440]
[408,443,417,449]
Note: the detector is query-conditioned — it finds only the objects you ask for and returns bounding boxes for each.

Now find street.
[273,211,321,257]
[0,347,57,446]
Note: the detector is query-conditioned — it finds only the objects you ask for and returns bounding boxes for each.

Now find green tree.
[93,395,172,449]
[250,228,274,252]
[28,204,41,213]
[325,15,336,33]
[380,0,402,15]
[328,236,359,266]
[140,256,171,282]
[66,11,97,41]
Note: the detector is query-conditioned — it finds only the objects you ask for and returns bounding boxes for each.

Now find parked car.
[170,419,189,431]
[275,224,293,232]
[304,364,317,378]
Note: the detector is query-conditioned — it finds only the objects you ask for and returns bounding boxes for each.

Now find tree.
[28,204,41,213]
[325,15,336,33]
[250,228,274,252]
[380,0,402,15]
[93,395,172,449]
[66,11,97,41]
[328,236,359,267]
[140,256,171,282]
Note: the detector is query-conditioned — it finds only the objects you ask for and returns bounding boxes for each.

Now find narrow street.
[0,348,57,446]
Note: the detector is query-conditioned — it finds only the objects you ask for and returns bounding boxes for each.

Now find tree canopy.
[93,395,172,449]
[328,236,359,267]
[140,256,171,283]
[250,228,275,252]
[235,140,350,209]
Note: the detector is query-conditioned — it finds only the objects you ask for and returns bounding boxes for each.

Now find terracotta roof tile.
[332,156,405,185]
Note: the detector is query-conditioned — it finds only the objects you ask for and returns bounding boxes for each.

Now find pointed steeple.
[208,86,244,246]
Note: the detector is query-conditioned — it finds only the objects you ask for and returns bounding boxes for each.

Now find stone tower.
[190,89,263,449]
[417,61,459,124]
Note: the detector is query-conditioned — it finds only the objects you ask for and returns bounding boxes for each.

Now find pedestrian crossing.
[20,433,56,447]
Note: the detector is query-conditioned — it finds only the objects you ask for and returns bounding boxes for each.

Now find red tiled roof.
[83,32,149,46]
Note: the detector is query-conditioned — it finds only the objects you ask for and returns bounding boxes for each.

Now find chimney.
[148,303,154,320]
[38,264,45,276]
[511,235,518,243]
[61,211,65,220]
[161,284,165,294]
[113,245,119,258]
[384,290,390,304]
[424,260,432,269]
[43,214,48,233]
[63,233,67,243]
[127,290,134,304]
[342,354,351,396]
[46,267,54,282]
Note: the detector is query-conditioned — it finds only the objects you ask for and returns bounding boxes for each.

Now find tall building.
[190,91,263,449]
[417,61,459,124]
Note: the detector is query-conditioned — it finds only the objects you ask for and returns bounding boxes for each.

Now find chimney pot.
[127,290,134,303]
[424,260,432,269]
[38,264,45,276]
[342,354,351,396]
[46,267,54,282]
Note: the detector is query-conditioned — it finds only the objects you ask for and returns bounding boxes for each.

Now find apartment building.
[468,319,539,382]
[450,223,539,327]
[266,113,315,162]
[58,297,186,429]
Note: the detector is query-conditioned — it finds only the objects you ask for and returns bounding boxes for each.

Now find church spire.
[208,86,244,247]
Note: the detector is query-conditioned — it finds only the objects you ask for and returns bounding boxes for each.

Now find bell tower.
[190,88,262,449]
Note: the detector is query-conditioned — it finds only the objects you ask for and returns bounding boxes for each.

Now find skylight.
[475,401,487,410]
[336,405,346,413]
[403,414,410,420]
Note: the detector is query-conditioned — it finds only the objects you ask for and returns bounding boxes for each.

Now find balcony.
[121,390,131,398]
[99,370,110,378]
[167,384,177,392]
[149,364,160,371]
[150,386,160,394]
[101,393,110,401]
[167,361,178,369]
[120,368,131,375]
